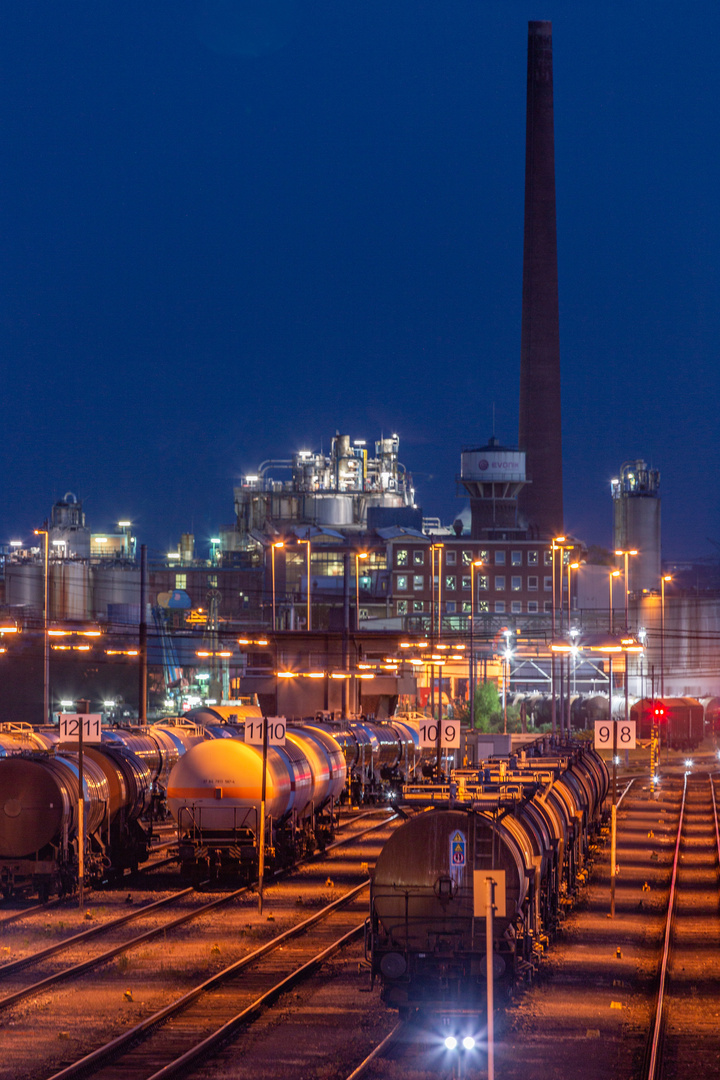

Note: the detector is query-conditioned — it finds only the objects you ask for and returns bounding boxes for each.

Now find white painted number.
[58,713,103,743]
[419,719,461,749]
[245,716,286,747]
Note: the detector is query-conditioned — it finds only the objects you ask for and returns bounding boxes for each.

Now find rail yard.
[3,718,720,1080]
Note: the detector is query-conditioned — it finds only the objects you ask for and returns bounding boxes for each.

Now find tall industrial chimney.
[517,21,563,539]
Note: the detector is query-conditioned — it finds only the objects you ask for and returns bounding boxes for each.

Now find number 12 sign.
[245,717,287,747]
[594,719,636,750]
[419,718,461,749]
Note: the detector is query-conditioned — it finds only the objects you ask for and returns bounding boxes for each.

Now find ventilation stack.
[517,21,563,539]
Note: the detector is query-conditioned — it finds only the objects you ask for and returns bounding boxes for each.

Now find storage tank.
[51,561,91,621]
[92,565,141,618]
[612,461,661,594]
[4,563,44,611]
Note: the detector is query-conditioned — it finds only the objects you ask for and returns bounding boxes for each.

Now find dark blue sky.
[2,1,718,560]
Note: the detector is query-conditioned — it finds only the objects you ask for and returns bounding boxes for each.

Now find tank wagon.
[0,722,201,900]
[167,725,347,882]
[303,716,435,802]
[367,744,608,1018]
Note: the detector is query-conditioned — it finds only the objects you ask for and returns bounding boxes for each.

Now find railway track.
[644,772,720,1079]
[0,811,397,1019]
[37,815,402,1080]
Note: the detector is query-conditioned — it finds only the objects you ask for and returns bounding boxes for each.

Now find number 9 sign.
[594,720,636,750]
[419,719,461,749]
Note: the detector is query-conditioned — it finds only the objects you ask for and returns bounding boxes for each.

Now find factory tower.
[517,21,563,539]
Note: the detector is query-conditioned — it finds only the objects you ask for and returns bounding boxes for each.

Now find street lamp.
[355,551,368,630]
[615,549,638,750]
[297,538,312,631]
[502,629,512,735]
[430,543,444,723]
[270,541,284,630]
[660,574,672,698]
[551,536,571,738]
[566,562,579,730]
[469,559,483,728]
[609,569,621,633]
[614,549,639,630]
[34,528,49,723]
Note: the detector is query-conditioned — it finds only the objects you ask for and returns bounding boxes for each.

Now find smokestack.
[517,21,563,539]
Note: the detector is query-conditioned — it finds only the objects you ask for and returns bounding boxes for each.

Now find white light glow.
[444,1036,457,1051]
[462,1036,476,1050]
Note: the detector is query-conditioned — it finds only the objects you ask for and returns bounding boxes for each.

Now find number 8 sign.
[594,720,636,750]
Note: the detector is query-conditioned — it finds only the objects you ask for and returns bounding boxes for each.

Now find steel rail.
[0,810,394,987]
[145,921,367,1080]
[46,882,370,1080]
[343,1022,405,1080]
[646,772,689,1080]
[0,887,194,978]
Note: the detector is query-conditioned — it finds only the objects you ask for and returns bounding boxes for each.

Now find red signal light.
[653,704,666,721]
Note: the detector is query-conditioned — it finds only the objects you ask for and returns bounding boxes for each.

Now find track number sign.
[594,720,636,750]
[245,716,287,747]
[419,718,461,749]
[58,713,103,742]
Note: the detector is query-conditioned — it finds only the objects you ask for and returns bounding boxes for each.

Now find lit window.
[461,576,471,590]
[478,575,489,591]
[397,600,408,614]
[480,550,490,562]
[397,575,408,591]
[528,576,538,591]
[495,601,506,613]
[445,550,456,566]
[544,550,553,566]
[511,576,522,592]
[413,575,424,591]
[413,550,424,565]
[445,575,456,591]
[478,600,489,613]
[495,576,506,591]
[511,601,522,613]
[511,551,522,566]
[528,551,538,566]
[175,574,187,590]
[461,601,471,613]
[495,551,506,565]
[413,600,424,612]
[544,576,552,591]
[527,601,538,613]
[208,574,218,587]
[462,551,473,565]
[397,549,408,566]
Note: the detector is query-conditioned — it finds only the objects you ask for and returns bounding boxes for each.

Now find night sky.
[2,2,718,560]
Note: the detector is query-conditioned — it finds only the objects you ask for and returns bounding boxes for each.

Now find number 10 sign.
[419,718,461,749]
[594,719,636,750]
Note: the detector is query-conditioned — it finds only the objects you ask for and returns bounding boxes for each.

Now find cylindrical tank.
[92,565,141,611]
[4,563,44,610]
[0,754,109,857]
[50,561,91,621]
[308,495,354,526]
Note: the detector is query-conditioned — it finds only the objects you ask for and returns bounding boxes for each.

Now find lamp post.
[660,574,671,698]
[609,569,620,633]
[615,549,638,757]
[270,541,284,630]
[566,562,579,732]
[469,559,483,728]
[551,536,569,739]
[355,551,368,630]
[34,528,49,723]
[298,538,312,631]
[615,549,638,631]
[430,543,444,722]
[502,631,512,736]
